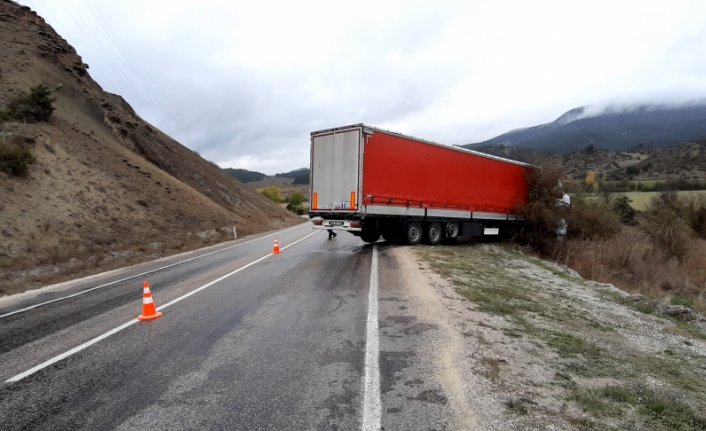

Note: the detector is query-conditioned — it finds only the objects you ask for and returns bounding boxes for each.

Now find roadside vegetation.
[0,142,35,175]
[415,243,706,430]
[0,84,57,176]
[0,84,56,123]
[518,162,706,314]
[260,185,309,215]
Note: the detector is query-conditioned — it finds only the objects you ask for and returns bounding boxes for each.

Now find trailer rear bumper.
[310,217,362,232]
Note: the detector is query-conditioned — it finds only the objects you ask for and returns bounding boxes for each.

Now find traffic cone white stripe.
[138,280,163,321]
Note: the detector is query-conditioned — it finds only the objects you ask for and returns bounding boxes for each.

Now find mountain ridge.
[465,102,706,153]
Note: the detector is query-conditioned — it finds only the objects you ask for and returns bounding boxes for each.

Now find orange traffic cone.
[138,281,163,321]
[273,238,280,254]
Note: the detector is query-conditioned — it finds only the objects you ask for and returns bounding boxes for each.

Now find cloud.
[19,0,706,173]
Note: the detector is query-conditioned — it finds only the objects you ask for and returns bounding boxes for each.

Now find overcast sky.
[19,0,706,174]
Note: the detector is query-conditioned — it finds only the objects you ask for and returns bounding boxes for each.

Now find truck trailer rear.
[309,124,533,244]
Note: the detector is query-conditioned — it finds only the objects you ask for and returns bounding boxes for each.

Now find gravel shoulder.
[391,243,706,430]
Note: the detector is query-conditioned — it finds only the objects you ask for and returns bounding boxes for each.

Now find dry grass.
[614,190,706,211]
[0,226,238,296]
[558,225,706,313]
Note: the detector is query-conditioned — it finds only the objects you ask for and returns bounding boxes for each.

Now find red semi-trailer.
[309,124,534,244]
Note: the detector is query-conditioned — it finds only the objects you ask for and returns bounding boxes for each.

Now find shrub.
[566,195,620,240]
[3,84,56,123]
[0,143,36,175]
[260,186,283,203]
[516,162,566,254]
[611,195,636,224]
[286,202,307,215]
[287,191,306,206]
[285,191,308,215]
[642,193,692,261]
[682,196,706,239]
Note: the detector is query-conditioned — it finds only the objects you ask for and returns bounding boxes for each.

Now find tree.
[625,165,639,176]
[611,195,636,224]
[516,162,567,254]
[585,170,600,192]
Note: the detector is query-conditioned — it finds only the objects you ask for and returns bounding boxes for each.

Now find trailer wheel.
[425,222,442,245]
[405,222,422,245]
[445,222,459,239]
[360,226,380,244]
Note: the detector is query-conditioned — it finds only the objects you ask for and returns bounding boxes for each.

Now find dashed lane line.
[0,223,306,319]
[4,231,320,383]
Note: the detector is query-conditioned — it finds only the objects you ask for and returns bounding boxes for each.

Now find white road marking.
[4,231,320,383]
[0,223,306,319]
[362,245,381,431]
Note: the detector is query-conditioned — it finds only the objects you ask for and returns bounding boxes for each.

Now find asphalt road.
[0,222,462,430]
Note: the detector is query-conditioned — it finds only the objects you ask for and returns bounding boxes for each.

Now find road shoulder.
[410,243,706,431]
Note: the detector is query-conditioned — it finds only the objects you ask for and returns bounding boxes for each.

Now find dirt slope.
[0,1,300,294]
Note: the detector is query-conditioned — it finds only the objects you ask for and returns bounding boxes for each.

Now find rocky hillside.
[0,1,299,294]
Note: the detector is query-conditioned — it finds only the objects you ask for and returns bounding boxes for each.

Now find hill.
[223,168,267,183]
[475,140,706,182]
[0,1,299,294]
[466,103,706,153]
[274,168,309,185]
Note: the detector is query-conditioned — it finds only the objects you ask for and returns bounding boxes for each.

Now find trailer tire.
[405,222,422,245]
[361,226,380,244]
[445,222,459,239]
[425,222,442,245]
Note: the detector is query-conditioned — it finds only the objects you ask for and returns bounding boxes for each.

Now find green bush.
[643,193,692,260]
[0,143,36,175]
[3,84,56,123]
[286,202,307,215]
[260,186,283,203]
[287,191,306,206]
[611,195,636,224]
[566,195,621,240]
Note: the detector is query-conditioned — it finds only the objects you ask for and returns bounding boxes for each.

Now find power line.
[84,0,175,121]
[48,0,162,121]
